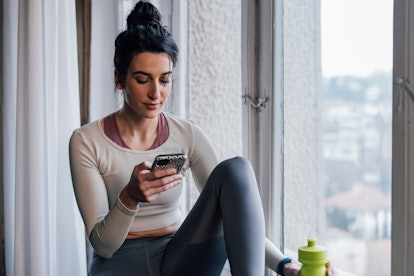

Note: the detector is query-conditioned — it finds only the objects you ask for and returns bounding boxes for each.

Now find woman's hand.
[119,161,183,209]
[283,261,301,276]
[326,262,338,276]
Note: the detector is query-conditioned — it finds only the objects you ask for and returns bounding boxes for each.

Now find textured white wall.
[283,0,324,253]
[186,4,242,273]
[187,1,243,161]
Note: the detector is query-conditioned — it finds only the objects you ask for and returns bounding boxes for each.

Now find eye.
[160,75,172,85]
[160,78,170,85]
[136,78,150,84]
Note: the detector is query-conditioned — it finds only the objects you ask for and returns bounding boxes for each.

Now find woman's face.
[118,52,173,119]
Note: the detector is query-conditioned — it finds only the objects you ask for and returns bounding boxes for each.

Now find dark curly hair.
[114,1,179,82]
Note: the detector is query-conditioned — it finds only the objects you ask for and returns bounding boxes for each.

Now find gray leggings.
[90,157,265,276]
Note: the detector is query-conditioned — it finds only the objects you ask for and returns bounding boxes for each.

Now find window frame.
[241,0,284,256]
[391,0,414,274]
[75,0,92,126]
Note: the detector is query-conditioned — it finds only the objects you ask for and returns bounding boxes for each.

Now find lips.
[144,103,160,110]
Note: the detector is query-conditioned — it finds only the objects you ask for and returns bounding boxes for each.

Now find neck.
[116,107,160,150]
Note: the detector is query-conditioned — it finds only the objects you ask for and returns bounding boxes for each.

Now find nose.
[148,80,162,100]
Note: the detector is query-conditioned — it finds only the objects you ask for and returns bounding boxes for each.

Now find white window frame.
[241,0,284,254]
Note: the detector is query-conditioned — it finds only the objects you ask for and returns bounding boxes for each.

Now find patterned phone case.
[151,154,187,173]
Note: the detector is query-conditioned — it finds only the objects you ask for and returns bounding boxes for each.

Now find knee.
[214,156,256,188]
[216,156,251,173]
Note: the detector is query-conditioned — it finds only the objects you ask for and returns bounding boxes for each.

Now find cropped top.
[69,112,218,258]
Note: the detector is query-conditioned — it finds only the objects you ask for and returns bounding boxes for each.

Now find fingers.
[134,161,178,179]
[284,261,301,276]
[326,262,336,276]
[131,163,183,202]
[141,178,182,202]
[150,167,178,179]
[140,173,182,196]
[133,161,152,173]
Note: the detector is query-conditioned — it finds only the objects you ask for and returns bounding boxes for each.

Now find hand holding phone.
[121,156,185,205]
[151,153,187,174]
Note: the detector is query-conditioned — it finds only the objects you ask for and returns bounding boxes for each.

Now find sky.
[321,0,393,77]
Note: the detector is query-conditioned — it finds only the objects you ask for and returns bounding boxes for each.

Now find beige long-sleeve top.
[69,112,218,258]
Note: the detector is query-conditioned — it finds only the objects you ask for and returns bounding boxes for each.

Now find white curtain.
[3,0,87,275]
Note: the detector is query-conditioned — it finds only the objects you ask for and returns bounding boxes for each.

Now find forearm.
[265,237,288,272]
[89,197,138,258]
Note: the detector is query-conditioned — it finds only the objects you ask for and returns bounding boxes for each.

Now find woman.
[70,1,324,275]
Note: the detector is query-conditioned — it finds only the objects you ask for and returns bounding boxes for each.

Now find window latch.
[242,93,269,112]
[396,77,414,101]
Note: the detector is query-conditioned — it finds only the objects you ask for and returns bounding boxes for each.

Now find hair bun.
[127,1,162,30]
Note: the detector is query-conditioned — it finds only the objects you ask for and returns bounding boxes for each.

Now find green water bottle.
[298,238,328,276]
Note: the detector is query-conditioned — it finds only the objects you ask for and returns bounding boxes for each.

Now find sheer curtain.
[3,0,87,275]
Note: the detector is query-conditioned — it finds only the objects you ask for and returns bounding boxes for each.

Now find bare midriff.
[126,220,182,239]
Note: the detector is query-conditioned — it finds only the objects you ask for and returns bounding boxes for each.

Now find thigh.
[161,166,229,275]
[166,236,227,276]
[90,236,171,276]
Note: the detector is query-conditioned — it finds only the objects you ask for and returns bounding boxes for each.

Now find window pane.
[283,1,392,275]
[321,1,392,275]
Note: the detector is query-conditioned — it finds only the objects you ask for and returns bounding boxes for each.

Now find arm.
[186,122,219,190]
[266,238,302,275]
[69,131,137,258]
[265,237,286,271]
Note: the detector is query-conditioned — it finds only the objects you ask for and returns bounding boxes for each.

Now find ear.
[114,70,125,90]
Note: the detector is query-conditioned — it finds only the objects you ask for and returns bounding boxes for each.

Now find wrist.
[277,257,292,276]
[119,189,139,210]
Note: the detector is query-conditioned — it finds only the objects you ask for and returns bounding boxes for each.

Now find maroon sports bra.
[103,113,169,150]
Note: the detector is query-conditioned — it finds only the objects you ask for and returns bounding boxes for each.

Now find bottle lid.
[298,238,327,262]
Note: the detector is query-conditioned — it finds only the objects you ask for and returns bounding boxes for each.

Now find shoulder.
[72,120,100,137]
[163,112,204,134]
[163,112,214,150]
[70,119,103,147]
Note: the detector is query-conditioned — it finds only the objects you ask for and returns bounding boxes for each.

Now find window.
[321,1,392,274]
[242,1,397,275]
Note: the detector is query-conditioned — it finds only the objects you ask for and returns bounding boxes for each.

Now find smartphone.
[151,153,187,173]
